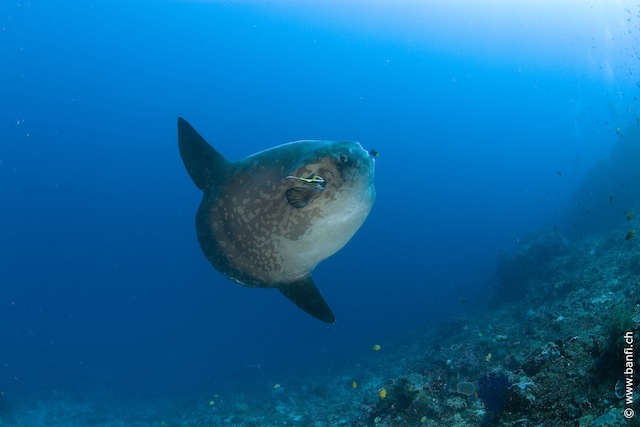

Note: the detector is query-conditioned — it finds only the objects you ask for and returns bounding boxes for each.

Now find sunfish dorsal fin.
[278,276,335,323]
[178,117,231,191]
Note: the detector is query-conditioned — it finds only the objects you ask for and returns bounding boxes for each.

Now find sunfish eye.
[339,154,348,164]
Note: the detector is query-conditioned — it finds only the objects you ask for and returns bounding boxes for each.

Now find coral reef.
[492,229,571,306]
[4,223,640,426]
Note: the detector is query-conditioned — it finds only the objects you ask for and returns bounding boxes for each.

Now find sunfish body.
[178,117,376,323]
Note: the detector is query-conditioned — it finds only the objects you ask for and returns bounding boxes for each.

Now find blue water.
[1,0,638,405]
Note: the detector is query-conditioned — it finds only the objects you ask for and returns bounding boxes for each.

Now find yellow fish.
[352,380,357,389]
[626,230,635,241]
[372,344,381,351]
[485,353,492,362]
[627,211,635,221]
[378,387,387,398]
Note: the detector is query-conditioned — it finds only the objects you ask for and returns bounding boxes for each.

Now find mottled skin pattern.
[178,117,375,321]
[197,140,375,287]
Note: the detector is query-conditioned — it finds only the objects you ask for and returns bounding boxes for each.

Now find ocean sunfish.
[178,117,376,323]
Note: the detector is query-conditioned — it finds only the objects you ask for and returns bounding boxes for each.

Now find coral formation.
[5,225,640,426]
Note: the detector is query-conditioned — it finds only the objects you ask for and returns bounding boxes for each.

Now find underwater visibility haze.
[1,1,639,425]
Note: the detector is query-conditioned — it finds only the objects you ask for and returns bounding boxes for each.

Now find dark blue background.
[1,1,638,398]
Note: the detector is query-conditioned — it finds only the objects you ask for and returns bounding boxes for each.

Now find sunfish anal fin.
[178,117,231,191]
[278,276,335,323]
